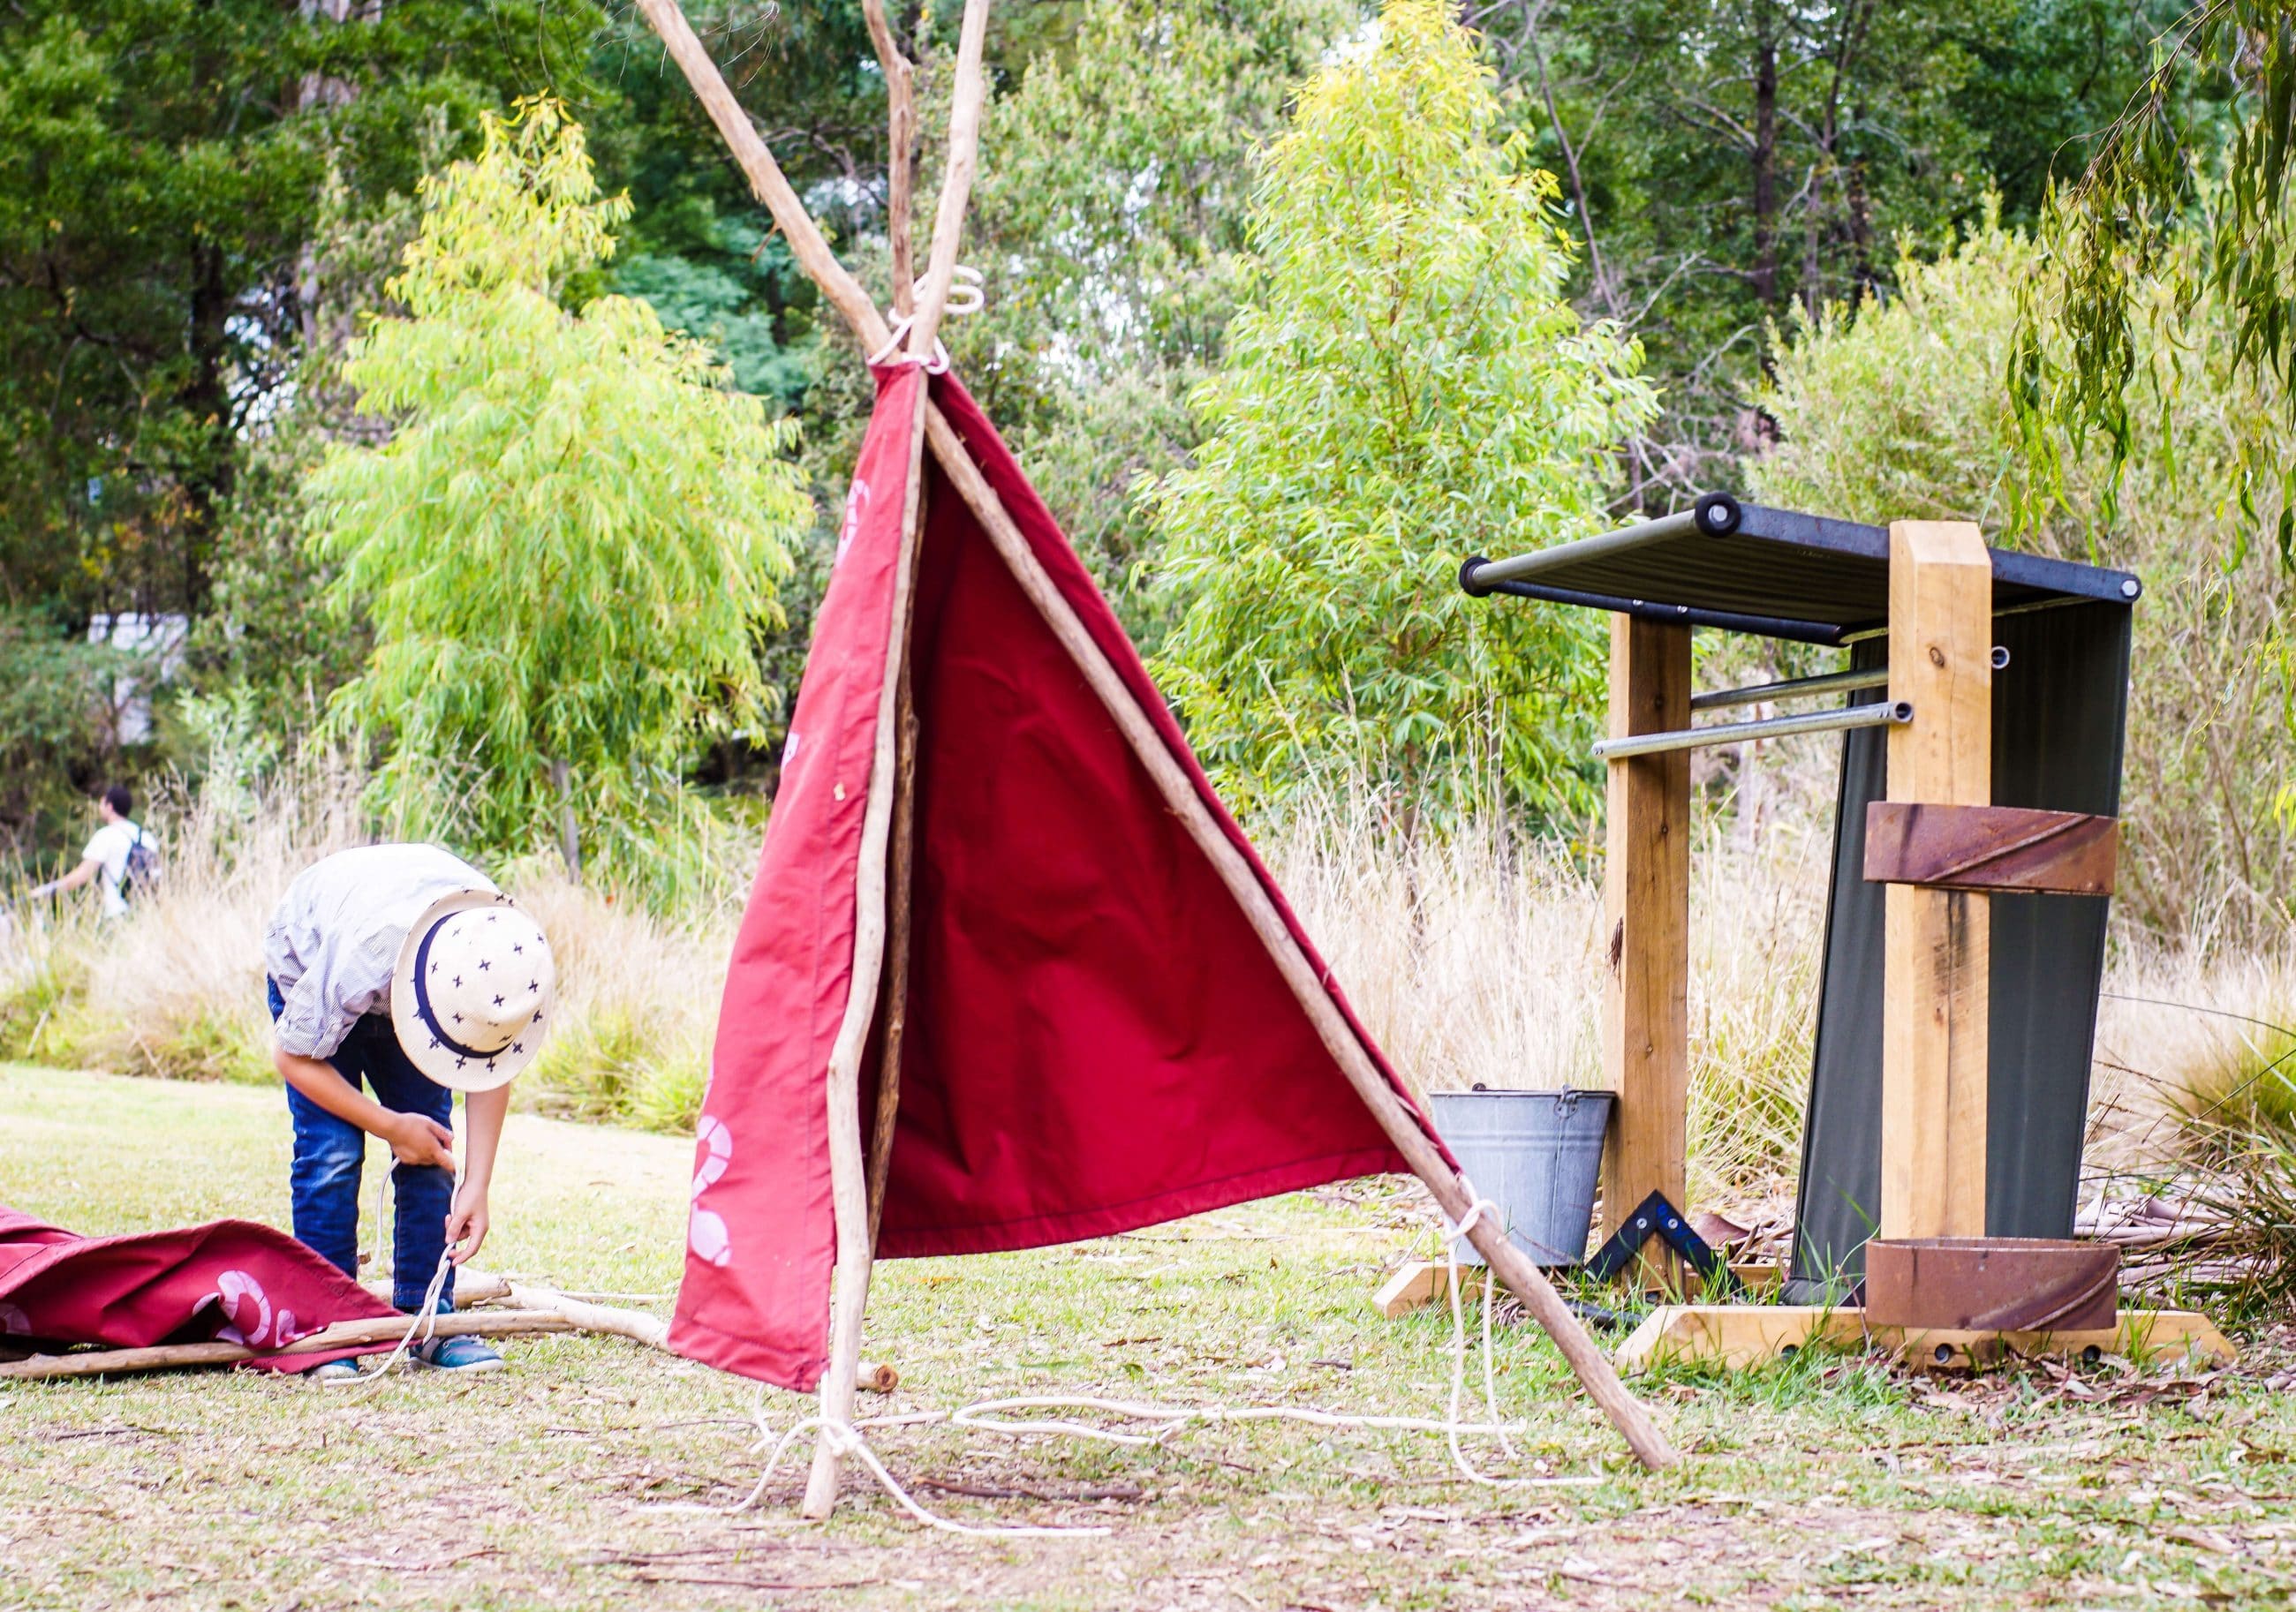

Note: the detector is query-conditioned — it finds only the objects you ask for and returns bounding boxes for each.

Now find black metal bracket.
[1584,1190,1735,1293]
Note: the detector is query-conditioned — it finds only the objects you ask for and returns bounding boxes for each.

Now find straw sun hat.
[389,890,556,1093]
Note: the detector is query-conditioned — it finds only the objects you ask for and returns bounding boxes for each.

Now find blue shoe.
[306,1359,365,1384]
[412,1334,505,1373]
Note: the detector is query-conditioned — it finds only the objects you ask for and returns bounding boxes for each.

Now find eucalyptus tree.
[1147,0,1658,824]
[306,101,810,890]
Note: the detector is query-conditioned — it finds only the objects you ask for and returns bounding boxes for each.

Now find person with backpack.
[29,785,156,917]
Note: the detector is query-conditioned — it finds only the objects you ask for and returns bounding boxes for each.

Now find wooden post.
[804,0,994,1521]
[858,0,917,319]
[865,588,922,1253]
[1881,521,1992,1241]
[1598,615,1691,1282]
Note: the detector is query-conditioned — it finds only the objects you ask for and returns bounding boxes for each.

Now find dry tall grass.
[6,742,2287,1221]
[1266,775,1831,1205]
[0,750,738,1133]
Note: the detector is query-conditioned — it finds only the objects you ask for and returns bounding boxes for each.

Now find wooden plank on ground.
[1883,521,1993,1242]
[1614,1305,2237,1374]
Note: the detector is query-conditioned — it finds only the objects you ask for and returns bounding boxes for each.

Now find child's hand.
[446,1185,490,1265]
[386,1112,457,1171]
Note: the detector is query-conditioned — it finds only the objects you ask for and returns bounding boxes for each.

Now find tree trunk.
[553,758,581,885]
[1750,1,1780,309]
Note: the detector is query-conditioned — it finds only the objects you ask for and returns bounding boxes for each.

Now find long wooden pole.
[634,0,1677,1476]
[905,0,992,362]
[632,0,895,356]
[804,0,996,1519]
[800,383,930,1521]
[857,7,927,1248]
[922,411,1680,1472]
[859,0,917,318]
[866,646,921,1251]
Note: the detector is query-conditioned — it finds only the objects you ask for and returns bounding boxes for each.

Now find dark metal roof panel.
[1465,499,2141,641]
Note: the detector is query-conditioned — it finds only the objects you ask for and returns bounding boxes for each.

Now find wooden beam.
[1614,1304,2235,1375]
[1599,615,1691,1277]
[858,0,917,319]
[633,0,895,356]
[0,1311,582,1380]
[804,0,991,1521]
[906,0,992,362]
[865,591,923,1254]
[1863,802,2116,896]
[1882,522,1993,1243]
[924,409,1679,1472]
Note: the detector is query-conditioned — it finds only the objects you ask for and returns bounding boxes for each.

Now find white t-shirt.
[81,820,144,918]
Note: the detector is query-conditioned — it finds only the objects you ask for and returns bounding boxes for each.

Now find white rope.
[865,266,984,370]
[323,1164,459,1394]
[726,1412,1113,1538]
[714,1179,1594,1531]
[1439,1194,1526,1487]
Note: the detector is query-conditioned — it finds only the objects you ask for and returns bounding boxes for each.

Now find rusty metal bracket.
[1862,802,2118,896]
[1865,1237,2121,1332]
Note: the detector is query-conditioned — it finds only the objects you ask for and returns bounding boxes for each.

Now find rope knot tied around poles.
[1444,1194,1499,1248]
[866,265,986,370]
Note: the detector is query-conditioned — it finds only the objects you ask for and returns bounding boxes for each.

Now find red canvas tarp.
[669,366,1444,1390]
[0,1204,400,1372]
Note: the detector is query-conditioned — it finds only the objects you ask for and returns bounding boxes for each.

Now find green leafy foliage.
[0,614,134,864]
[1755,210,2296,945]
[0,0,603,620]
[2012,3,2270,539]
[1146,0,1657,821]
[306,101,810,888]
[953,0,1354,638]
[1478,0,2183,502]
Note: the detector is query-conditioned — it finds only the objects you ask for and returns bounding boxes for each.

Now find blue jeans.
[268,977,456,1314]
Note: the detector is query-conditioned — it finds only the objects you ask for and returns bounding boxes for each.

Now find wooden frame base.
[1615,1304,2236,1373]
[1374,1260,1783,1320]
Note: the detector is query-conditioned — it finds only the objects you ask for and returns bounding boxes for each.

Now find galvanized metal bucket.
[1427,1087,1614,1269]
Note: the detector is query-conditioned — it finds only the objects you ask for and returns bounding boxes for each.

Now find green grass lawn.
[4,1062,2292,1611]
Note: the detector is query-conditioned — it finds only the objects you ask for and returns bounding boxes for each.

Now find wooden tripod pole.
[634,0,1679,1481]
[801,0,995,1521]
[923,413,1680,1472]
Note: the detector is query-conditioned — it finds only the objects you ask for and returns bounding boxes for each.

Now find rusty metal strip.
[1862,802,2118,896]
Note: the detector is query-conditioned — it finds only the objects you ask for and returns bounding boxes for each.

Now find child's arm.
[275,1044,456,1169]
[445,1085,510,1264]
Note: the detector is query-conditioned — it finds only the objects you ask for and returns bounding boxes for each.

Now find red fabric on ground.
[0,1204,400,1373]
[669,368,1445,1392]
